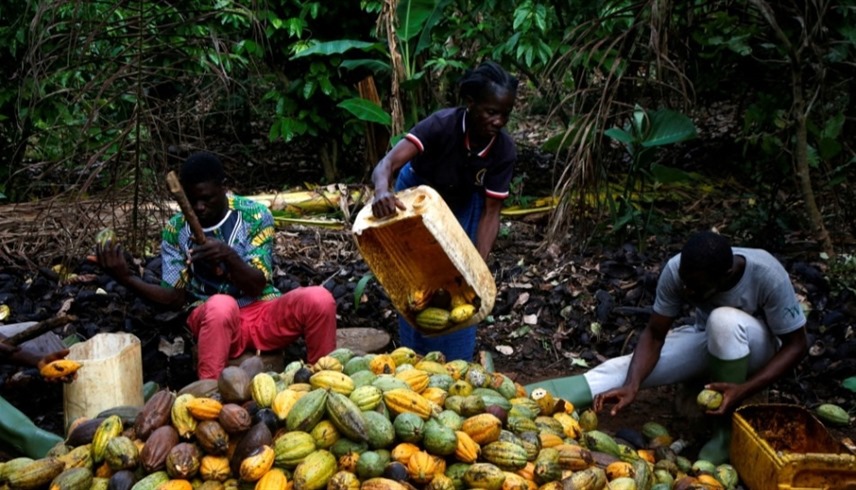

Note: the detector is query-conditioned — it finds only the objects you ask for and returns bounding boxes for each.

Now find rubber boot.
[0,395,63,458]
[525,375,593,410]
[697,355,749,465]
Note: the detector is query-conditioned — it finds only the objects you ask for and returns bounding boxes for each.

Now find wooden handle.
[166,171,207,244]
[1,315,77,347]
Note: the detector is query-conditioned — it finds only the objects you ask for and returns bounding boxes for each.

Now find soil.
[1,127,855,467]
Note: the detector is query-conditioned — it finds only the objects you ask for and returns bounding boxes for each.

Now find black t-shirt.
[406,107,516,208]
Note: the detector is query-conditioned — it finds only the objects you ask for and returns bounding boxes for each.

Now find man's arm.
[475,197,503,260]
[594,312,674,415]
[96,242,186,309]
[187,240,266,297]
[707,325,808,414]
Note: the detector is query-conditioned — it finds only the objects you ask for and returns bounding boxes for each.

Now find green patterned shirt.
[161,194,280,307]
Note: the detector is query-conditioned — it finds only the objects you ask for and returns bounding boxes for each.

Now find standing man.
[528,231,808,464]
[370,60,519,361]
[97,152,337,379]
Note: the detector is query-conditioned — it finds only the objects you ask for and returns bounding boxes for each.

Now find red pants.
[187,286,337,379]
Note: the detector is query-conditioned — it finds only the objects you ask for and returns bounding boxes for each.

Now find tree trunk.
[320,141,338,183]
[791,69,834,256]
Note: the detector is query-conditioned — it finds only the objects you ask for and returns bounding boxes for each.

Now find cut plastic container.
[730,403,856,490]
[63,332,144,429]
[352,185,497,337]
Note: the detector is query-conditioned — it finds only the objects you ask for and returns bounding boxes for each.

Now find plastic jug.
[63,332,144,428]
[352,185,496,336]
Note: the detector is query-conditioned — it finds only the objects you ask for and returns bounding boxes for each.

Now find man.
[527,231,808,464]
[97,152,337,379]
[0,341,72,458]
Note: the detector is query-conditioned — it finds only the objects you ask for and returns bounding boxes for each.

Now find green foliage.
[604,105,697,241]
[824,253,856,297]
[354,272,374,310]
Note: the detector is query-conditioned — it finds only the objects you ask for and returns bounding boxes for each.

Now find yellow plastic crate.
[730,404,856,490]
[352,185,496,337]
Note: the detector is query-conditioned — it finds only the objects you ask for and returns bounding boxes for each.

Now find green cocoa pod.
[816,403,850,426]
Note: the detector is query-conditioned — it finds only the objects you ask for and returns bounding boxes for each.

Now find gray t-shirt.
[653,247,806,335]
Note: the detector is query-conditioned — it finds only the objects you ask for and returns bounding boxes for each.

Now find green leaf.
[353,273,374,310]
[340,59,390,74]
[399,0,443,43]
[337,98,391,125]
[605,127,633,145]
[290,40,379,59]
[414,0,452,57]
[650,163,697,184]
[843,376,856,393]
[640,109,697,147]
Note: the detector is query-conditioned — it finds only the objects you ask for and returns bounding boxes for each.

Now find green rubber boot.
[525,375,593,410]
[0,395,63,458]
[697,355,749,465]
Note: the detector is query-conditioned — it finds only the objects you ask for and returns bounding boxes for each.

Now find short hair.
[180,152,225,187]
[458,61,519,103]
[680,231,733,277]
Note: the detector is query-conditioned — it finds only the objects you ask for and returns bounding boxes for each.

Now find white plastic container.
[63,332,144,428]
[352,185,497,336]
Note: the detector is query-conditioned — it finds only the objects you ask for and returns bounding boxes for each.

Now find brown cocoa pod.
[238,356,265,379]
[165,442,202,480]
[140,425,180,473]
[134,390,176,441]
[218,367,251,404]
[195,420,230,455]
[229,422,271,476]
[66,417,107,447]
[217,404,252,435]
[178,379,220,398]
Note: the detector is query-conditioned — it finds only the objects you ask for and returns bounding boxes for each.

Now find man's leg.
[253,287,337,364]
[187,295,246,379]
[698,307,776,464]
[526,325,709,409]
[0,395,62,458]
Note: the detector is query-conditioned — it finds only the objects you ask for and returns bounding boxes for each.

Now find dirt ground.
[1,128,855,469]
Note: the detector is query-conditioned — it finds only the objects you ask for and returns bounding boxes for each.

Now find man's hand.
[95,240,133,284]
[371,189,406,219]
[703,382,747,415]
[594,385,638,416]
[187,239,235,264]
[37,349,77,383]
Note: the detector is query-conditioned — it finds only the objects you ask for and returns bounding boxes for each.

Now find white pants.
[583,307,779,397]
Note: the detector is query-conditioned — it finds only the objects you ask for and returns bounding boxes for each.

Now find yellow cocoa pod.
[449,304,476,324]
[696,389,723,411]
[250,373,278,408]
[239,445,275,482]
[407,289,434,313]
[313,356,343,373]
[185,398,223,421]
[171,394,198,439]
[394,369,430,393]
[383,388,433,419]
[454,431,481,463]
[40,360,82,380]
[308,370,354,395]
[272,389,306,421]
[254,468,287,490]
